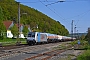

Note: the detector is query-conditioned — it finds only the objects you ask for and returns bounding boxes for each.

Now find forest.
[0,0,69,36]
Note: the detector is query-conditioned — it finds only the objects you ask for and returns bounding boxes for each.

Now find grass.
[0,38,27,46]
[53,44,66,50]
[77,50,90,60]
[53,42,73,50]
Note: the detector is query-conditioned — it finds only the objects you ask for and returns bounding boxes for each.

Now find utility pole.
[74,25,80,39]
[17,2,21,45]
[74,25,76,38]
[71,20,74,40]
[77,30,79,39]
[18,2,20,34]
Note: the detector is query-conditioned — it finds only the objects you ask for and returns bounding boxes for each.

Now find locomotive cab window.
[32,33,35,37]
[28,34,31,37]
[28,32,35,37]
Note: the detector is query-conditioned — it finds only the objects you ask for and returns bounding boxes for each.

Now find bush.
[0,36,3,40]
[77,50,90,60]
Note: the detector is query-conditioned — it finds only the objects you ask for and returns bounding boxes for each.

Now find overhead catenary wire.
[0,1,55,4]
[17,1,56,3]
[19,0,90,24]
[75,0,90,2]
[39,0,90,26]
[45,1,60,6]
[39,0,67,22]
[45,0,81,6]
[45,0,69,23]
[75,10,90,25]
[1,0,89,21]
[65,10,90,20]
[0,0,68,24]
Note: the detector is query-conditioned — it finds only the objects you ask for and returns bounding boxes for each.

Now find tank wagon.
[62,36,76,41]
[57,35,63,41]
[47,33,58,42]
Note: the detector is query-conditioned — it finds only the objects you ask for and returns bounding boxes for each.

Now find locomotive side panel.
[37,33,47,42]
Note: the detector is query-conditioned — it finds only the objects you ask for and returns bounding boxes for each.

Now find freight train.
[26,32,76,45]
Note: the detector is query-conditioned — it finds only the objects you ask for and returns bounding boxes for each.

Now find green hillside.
[0,0,69,35]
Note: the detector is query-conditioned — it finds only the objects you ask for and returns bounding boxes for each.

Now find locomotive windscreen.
[28,32,35,37]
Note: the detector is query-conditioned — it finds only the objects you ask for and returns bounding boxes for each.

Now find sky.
[15,0,90,33]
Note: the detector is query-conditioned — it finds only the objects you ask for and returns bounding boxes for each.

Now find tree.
[80,34,85,40]
[85,28,90,42]
[22,25,29,37]
[0,6,4,20]
[0,22,6,32]
[10,24,18,37]
[0,6,6,39]
[0,21,6,39]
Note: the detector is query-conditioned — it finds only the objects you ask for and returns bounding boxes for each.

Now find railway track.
[25,49,65,60]
[25,42,72,60]
[0,44,28,50]
[0,41,72,60]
